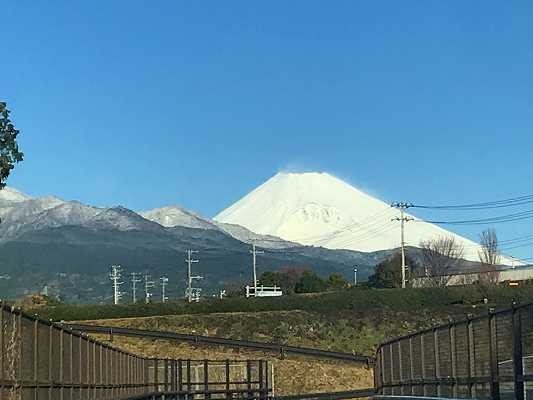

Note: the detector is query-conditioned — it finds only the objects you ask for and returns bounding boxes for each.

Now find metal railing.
[375,302,533,400]
[67,323,374,365]
[0,302,270,400]
[119,388,376,400]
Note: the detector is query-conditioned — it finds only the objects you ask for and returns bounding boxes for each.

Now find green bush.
[28,283,533,322]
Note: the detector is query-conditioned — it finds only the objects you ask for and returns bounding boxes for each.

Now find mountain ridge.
[0,186,387,302]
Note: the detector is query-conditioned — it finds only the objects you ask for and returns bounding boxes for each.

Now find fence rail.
[272,388,376,400]
[67,324,373,365]
[375,302,533,400]
[0,302,270,400]
[118,388,376,400]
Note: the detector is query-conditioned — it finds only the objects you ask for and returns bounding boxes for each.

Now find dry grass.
[90,333,373,395]
[76,307,455,356]
[74,307,454,395]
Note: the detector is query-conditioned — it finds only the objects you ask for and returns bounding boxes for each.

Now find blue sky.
[2,2,533,256]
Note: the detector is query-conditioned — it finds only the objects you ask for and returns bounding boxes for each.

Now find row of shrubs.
[28,283,533,322]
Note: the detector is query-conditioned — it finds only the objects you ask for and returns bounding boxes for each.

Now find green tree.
[368,253,416,288]
[294,271,328,293]
[327,272,349,290]
[0,102,24,189]
[258,271,283,287]
[259,267,308,294]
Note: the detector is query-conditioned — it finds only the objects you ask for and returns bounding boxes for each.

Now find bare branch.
[478,228,501,286]
[419,236,465,287]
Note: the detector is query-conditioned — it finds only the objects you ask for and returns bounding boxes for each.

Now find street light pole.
[354,267,358,286]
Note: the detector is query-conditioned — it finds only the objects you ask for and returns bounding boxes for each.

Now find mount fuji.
[214,172,498,263]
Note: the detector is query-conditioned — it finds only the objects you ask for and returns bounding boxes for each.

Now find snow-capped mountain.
[140,206,218,230]
[214,222,299,249]
[214,172,505,263]
[140,205,297,248]
[0,186,32,204]
[0,188,167,242]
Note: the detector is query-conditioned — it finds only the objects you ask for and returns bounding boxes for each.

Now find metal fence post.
[265,360,270,399]
[488,309,500,400]
[0,303,3,388]
[171,359,176,391]
[110,347,114,398]
[17,311,23,396]
[164,359,169,392]
[178,359,183,392]
[467,315,476,398]
[204,359,210,399]
[79,336,83,399]
[398,340,404,396]
[92,341,97,399]
[143,358,148,393]
[69,332,74,400]
[434,328,441,397]
[225,359,230,399]
[247,359,252,398]
[380,346,386,394]
[154,359,159,393]
[49,324,54,400]
[33,319,39,399]
[186,359,191,395]
[513,305,525,400]
[449,321,457,398]
[421,333,426,396]
[59,327,64,400]
[389,344,394,394]
[258,360,263,399]
[409,337,414,396]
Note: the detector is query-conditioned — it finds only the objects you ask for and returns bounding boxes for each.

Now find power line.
[331,220,397,248]
[417,209,533,225]
[458,233,533,249]
[411,194,533,210]
[299,208,396,244]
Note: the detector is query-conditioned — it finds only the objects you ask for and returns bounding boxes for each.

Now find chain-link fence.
[0,302,270,400]
[375,303,533,400]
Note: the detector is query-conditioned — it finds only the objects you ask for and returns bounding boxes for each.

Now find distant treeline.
[26,283,533,322]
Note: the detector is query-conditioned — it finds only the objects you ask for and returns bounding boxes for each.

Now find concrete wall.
[412,265,533,287]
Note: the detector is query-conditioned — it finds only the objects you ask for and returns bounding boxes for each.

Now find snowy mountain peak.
[140,205,218,230]
[214,172,501,263]
[215,172,385,242]
[0,187,32,203]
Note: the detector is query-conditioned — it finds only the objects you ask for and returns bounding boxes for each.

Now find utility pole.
[144,272,155,304]
[391,202,413,289]
[130,272,142,303]
[160,276,169,303]
[185,250,201,303]
[353,267,358,286]
[109,265,124,305]
[250,243,264,294]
